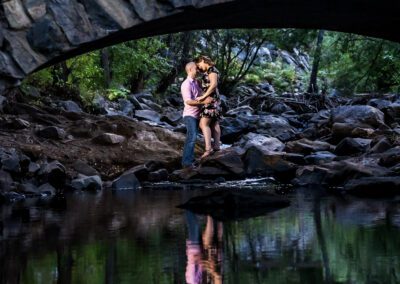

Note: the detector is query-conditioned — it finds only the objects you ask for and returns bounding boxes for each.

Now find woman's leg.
[199,117,213,157]
[211,120,221,150]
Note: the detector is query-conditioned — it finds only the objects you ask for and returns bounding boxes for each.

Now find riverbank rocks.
[332,105,386,128]
[37,126,66,140]
[111,172,140,190]
[92,133,125,145]
[344,176,400,197]
[285,138,334,155]
[334,138,372,156]
[71,175,102,191]
[237,132,285,152]
[258,115,296,142]
[38,161,66,188]
[220,117,250,144]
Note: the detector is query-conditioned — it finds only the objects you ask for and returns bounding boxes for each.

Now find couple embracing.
[181,56,222,169]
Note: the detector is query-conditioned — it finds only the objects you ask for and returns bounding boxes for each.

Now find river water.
[1,182,400,284]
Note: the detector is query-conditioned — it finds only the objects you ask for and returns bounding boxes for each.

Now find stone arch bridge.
[0,0,399,93]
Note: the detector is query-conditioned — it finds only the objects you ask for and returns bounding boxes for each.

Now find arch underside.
[0,0,399,93]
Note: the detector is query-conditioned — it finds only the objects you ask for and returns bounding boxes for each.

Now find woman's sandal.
[200,149,214,159]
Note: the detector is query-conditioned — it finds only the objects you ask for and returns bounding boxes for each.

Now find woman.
[195,55,222,159]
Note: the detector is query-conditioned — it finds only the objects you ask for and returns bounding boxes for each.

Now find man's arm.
[186,97,213,106]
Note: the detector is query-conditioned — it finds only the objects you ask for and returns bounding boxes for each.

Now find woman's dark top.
[199,66,222,119]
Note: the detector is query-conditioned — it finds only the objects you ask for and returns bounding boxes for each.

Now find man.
[181,62,214,169]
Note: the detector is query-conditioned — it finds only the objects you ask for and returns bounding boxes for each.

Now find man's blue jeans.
[182,116,198,167]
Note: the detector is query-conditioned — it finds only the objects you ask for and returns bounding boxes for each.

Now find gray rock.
[1,150,21,173]
[17,183,39,195]
[202,148,245,176]
[134,109,161,123]
[118,98,134,116]
[226,106,254,117]
[141,98,162,112]
[378,147,400,167]
[49,0,95,46]
[334,138,372,156]
[27,16,69,55]
[92,133,125,145]
[72,160,99,176]
[111,172,140,190]
[237,132,285,152]
[244,147,297,181]
[386,102,400,122]
[38,183,56,195]
[25,0,47,20]
[38,161,66,188]
[148,169,169,182]
[3,0,32,29]
[37,126,66,140]
[60,100,83,113]
[71,175,102,191]
[257,115,296,142]
[368,98,391,110]
[332,105,385,128]
[285,138,334,155]
[0,170,13,191]
[161,109,182,126]
[304,151,336,165]
[220,117,250,144]
[369,137,392,154]
[28,161,40,174]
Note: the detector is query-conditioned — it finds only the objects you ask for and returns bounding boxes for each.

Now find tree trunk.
[100,48,112,88]
[155,32,193,94]
[308,30,325,94]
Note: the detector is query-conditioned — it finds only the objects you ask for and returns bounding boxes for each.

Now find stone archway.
[1,0,399,92]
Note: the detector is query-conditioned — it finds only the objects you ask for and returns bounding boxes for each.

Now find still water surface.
[1,185,400,284]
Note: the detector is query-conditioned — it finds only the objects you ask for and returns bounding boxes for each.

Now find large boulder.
[37,126,66,140]
[285,138,334,155]
[201,148,244,176]
[334,138,372,156]
[304,151,337,165]
[257,115,296,142]
[92,133,125,145]
[243,147,297,181]
[378,147,400,167]
[134,109,161,123]
[220,117,250,144]
[59,100,83,113]
[331,105,385,128]
[71,175,102,191]
[236,132,285,152]
[386,102,400,122]
[38,161,66,188]
[294,156,392,186]
[111,172,140,190]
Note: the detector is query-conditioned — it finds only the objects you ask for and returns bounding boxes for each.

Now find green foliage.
[320,32,400,95]
[106,87,129,101]
[110,38,170,91]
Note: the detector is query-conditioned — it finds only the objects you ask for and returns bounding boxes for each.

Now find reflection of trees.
[1,190,400,283]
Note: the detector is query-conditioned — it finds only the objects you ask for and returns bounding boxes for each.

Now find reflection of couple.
[181,56,222,169]
[185,211,223,284]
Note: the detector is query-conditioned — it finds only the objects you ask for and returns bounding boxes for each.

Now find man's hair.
[194,55,215,66]
[185,62,196,73]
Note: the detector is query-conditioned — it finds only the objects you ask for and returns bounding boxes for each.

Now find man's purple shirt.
[181,76,202,119]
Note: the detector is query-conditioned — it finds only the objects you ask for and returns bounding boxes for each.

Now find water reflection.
[0,188,399,283]
[185,211,223,284]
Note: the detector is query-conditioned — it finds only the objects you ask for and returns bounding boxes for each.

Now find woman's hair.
[195,55,215,66]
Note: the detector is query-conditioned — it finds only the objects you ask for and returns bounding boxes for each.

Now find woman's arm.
[197,72,218,101]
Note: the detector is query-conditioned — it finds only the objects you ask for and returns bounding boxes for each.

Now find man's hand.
[203,97,214,104]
